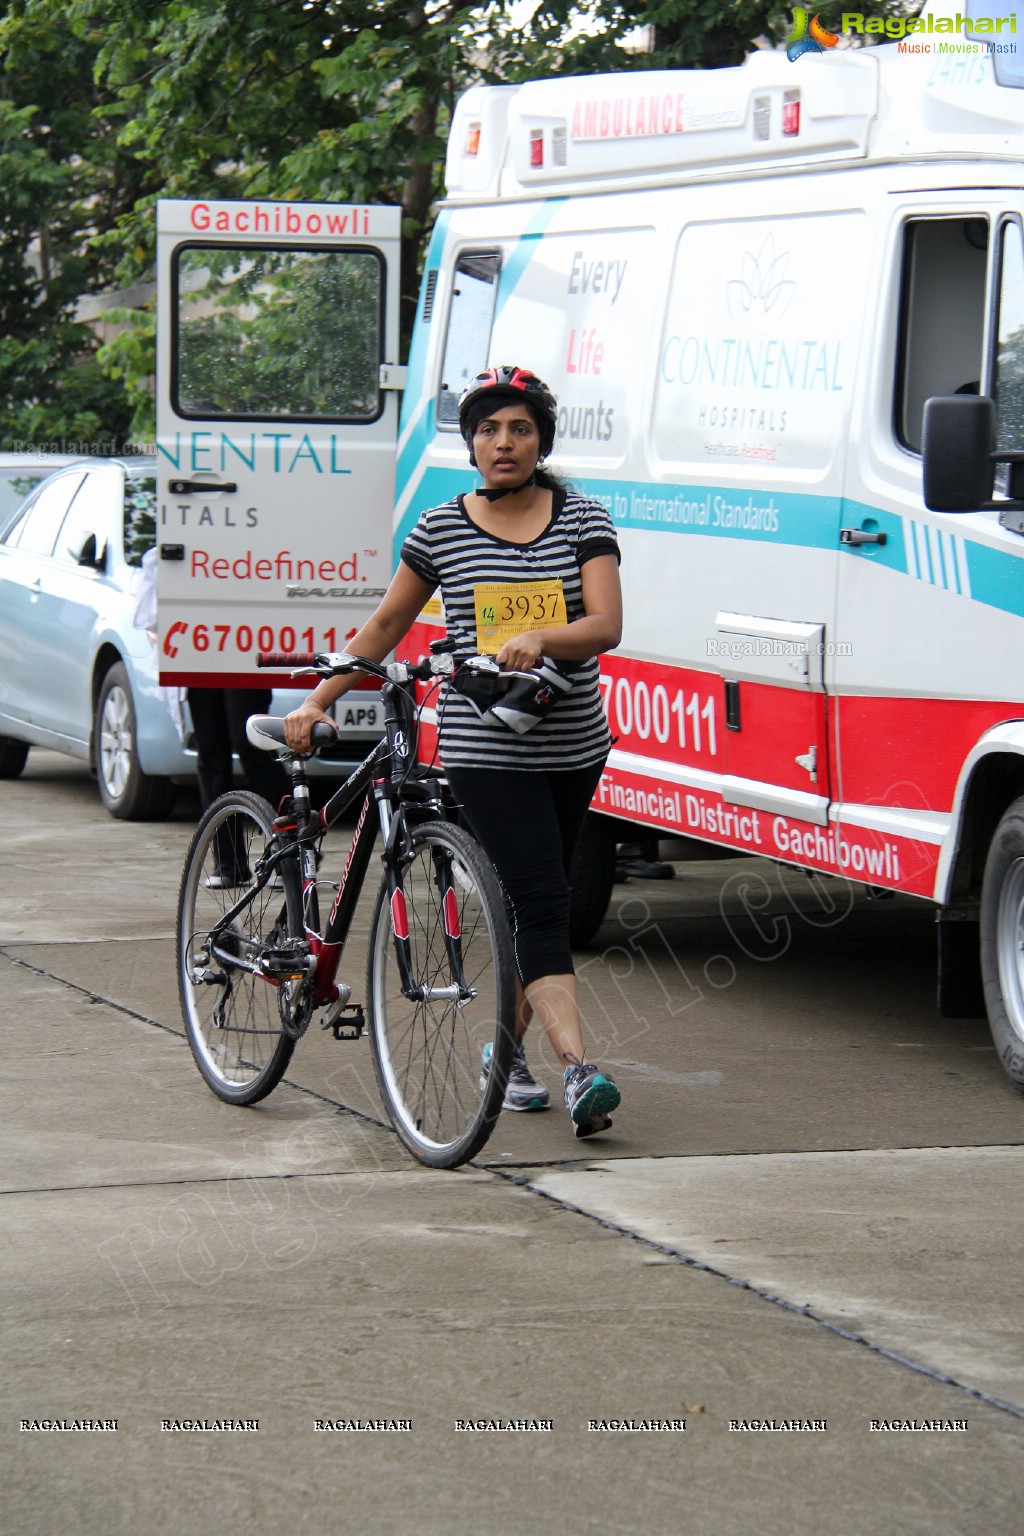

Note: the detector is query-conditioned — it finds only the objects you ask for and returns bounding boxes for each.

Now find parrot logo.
[786,8,840,61]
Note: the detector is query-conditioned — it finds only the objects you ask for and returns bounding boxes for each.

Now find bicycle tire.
[366,819,516,1168]
[176,790,305,1105]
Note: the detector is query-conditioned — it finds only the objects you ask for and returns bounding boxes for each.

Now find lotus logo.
[727,235,796,321]
[786,7,840,61]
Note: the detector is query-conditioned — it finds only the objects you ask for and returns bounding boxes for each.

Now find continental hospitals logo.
[786,8,1018,61]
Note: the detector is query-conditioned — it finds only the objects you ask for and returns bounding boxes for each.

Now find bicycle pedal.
[573,1114,613,1139]
[325,1004,365,1041]
[258,940,314,980]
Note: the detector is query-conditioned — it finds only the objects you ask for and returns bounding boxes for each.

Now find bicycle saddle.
[245,714,340,754]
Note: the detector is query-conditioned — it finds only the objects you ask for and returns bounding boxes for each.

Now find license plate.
[331,695,382,736]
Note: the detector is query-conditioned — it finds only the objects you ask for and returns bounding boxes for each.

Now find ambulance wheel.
[569,813,616,948]
[980,794,1024,1091]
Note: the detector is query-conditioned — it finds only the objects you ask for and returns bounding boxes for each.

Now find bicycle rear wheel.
[366,819,515,1168]
[177,790,305,1104]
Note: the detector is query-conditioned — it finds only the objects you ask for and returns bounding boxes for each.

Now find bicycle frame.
[207,671,455,1016]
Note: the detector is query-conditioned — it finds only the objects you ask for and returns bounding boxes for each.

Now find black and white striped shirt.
[401,488,619,770]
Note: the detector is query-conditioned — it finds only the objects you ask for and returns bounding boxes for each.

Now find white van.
[156,26,1024,1089]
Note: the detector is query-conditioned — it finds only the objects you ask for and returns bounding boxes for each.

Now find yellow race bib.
[473,579,567,654]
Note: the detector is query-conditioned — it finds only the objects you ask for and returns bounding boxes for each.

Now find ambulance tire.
[569,812,616,948]
[980,794,1024,1091]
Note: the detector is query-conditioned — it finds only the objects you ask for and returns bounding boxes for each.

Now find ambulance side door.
[834,196,1001,894]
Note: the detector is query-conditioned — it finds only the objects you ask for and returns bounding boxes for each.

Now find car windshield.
[123,472,157,566]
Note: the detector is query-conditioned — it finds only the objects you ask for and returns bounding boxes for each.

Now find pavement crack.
[0,948,394,1135]
[0,1166,401,1199]
[490,1166,1024,1425]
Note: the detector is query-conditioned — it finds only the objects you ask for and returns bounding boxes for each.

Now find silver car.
[0,457,383,818]
[0,456,192,818]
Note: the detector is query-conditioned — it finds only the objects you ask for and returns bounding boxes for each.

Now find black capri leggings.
[445,760,605,989]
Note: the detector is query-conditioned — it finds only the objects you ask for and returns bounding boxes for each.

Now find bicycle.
[175,644,524,1168]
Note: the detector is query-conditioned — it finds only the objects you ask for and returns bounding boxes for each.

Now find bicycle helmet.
[458,366,558,461]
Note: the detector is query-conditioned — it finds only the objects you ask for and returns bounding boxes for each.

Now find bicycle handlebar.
[256,650,543,688]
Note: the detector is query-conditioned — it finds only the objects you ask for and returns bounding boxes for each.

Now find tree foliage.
[1,0,798,446]
[0,1,146,448]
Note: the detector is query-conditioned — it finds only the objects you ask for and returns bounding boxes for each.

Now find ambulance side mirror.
[922,394,1024,515]
[922,395,996,512]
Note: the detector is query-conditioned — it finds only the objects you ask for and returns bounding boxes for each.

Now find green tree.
[0,3,149,449]
[4,0,799,442]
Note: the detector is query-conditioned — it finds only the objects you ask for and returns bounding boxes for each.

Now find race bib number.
[474,579,567,654]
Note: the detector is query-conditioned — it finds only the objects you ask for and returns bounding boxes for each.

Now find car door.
[0,469,85,730]
[27,466,121,741]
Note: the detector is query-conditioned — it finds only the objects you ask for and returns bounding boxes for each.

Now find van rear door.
[155,198,402,690]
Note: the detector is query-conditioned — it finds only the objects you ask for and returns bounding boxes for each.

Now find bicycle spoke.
[367,821,514,1167]
[177,792,302,1104]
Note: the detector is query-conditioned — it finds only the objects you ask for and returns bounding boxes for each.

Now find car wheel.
[0,736,29,778]
[93,662,176,821]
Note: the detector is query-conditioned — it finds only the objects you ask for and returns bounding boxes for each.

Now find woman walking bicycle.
[284,365,623,1138]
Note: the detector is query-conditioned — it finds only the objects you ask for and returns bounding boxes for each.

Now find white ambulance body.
[392,39,1024,1087]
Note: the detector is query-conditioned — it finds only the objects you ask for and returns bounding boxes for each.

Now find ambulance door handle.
[840,528,887,547]
[168,480,238,496]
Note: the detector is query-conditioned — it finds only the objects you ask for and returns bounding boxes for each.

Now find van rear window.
[172,244,384,423]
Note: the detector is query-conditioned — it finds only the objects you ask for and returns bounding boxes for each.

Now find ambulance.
[156,11,1024,1090]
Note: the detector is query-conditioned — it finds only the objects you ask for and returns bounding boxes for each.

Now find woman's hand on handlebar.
[283,699,335,754]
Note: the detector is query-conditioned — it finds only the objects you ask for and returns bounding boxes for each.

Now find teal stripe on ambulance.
[493,199,566,320]
[396,467,1024,629]
[395,211,452,493]
[395,466,474,550]
[585,476,1024,625]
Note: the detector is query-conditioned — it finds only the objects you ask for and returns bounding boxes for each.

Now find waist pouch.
[488,659,575,735]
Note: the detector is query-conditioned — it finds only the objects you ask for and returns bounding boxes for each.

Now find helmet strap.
[476,471,537,503]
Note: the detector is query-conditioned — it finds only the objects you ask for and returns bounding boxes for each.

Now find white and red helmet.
[458,366,558,458]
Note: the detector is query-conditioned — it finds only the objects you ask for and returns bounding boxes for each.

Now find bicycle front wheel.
[366,820,515,1168]
[177,790,304,1105]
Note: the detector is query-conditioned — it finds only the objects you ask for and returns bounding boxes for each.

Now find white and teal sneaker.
[480,1039,550,1111]
[563,1061,620,1137]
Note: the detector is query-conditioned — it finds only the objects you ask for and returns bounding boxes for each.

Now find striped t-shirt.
[400,487,619,770]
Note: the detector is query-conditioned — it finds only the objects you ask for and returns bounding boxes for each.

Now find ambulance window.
[437,252,501,428]
[173,245,384,422]
[896,219,988,453]
[993,220,1024,465]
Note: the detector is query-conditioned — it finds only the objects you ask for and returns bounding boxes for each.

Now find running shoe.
[480,1039,550,1111]
[563,1061,620,1137]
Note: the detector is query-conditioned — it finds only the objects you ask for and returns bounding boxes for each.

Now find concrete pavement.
[2,751,1022,1535]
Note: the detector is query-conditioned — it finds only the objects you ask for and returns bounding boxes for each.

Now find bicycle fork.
[383,817,473,1005]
